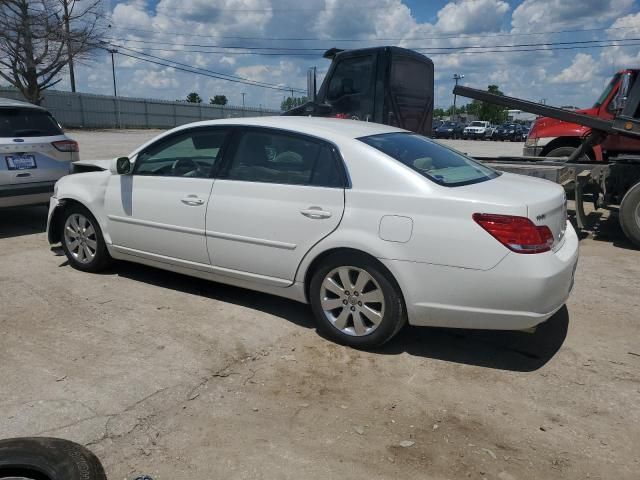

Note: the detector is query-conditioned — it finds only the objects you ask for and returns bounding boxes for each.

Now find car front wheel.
[61,204,112,272]
[309,253,406,348]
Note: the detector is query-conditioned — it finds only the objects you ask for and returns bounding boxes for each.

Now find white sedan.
[47,117,578,348]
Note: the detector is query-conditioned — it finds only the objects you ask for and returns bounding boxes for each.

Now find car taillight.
[473,213,554,254]
[52,140,79,152]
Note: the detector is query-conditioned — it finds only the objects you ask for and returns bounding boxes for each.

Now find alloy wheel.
[64,213,98,264]
[320,266,385,336]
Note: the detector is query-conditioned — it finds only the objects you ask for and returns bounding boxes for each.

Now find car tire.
[546,146,592,162]
[309,253,407,348]
[619,182,640,248]
[0,437,106,480]
[60,204,112,273]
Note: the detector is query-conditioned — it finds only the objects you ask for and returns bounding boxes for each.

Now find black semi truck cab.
[283,46,434,137]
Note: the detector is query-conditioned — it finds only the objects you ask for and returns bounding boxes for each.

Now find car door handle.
[300,207,332,219]
[181,195,205,206]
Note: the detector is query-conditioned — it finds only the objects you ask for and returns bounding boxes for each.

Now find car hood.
[71,159,113,172]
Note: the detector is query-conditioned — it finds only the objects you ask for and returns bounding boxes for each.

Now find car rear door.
[205,127,346,286]
[104,126,231,265]
[0,107,72,186]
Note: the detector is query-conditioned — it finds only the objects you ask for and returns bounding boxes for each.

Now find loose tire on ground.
[309,252,407,348]
[0,437,106,480]
[60,204,112,273]
[619,182,640,248]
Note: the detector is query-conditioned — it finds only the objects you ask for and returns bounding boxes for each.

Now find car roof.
[172,116,408,141]
[0,97,46,111]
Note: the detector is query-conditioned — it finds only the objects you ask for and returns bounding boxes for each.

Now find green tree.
[186,92,202,103]
[433,107,447,118]
[210,95,228,106]
[473,85,508,124]
[280,96,308,112]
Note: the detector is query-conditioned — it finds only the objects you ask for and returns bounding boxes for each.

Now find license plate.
[6,154,37,170]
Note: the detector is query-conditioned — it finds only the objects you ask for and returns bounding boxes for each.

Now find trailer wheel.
[619,182,640,248]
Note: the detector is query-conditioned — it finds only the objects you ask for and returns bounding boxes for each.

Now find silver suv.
[1,98,78,208]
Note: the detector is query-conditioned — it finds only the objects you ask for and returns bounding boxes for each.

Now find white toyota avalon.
[47,117,578,348]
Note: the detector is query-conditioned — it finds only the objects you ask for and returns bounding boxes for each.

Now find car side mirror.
[111,156,131,175]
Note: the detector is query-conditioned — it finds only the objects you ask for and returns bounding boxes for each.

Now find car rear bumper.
[0,181,55,208]
[381,222,579,330]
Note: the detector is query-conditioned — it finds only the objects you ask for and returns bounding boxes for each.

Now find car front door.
[205,128,346,286]
[104,127,231,265]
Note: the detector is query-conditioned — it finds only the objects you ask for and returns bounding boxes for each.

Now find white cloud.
[132,68,179,89]
[550,53,599,84]
[435,0,510,34]
[512,0,634,32]
[60,0,640,111]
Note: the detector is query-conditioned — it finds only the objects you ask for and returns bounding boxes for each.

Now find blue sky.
[60,0,640,109]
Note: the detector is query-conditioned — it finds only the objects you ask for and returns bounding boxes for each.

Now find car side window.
[135,128,229,178]
[225,130,344,187]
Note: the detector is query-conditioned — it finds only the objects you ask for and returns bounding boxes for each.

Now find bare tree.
[0,0,103,104]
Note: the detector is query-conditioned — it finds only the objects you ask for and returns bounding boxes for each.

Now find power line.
[119,2,394,13]
[104,36,640,52]
[103,23,639,42]
[107,39,640,57]
[112,44,306,92]
[114,50,306,93]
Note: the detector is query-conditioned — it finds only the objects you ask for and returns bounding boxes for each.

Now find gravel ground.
[0,131,638,480]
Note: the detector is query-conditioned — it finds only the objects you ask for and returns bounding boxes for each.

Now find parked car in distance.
[494,123,525,142]
[47,117,578,348]
[521,125,530,142]
[434,121,465,139]
[0,98,78,208]
[463,121,492,140]
[432,119,444,136]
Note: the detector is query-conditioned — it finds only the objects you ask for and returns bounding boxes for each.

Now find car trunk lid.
[455,172,568,250]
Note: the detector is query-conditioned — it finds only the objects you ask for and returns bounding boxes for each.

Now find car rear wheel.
[61,204,112,272]
[309,253,406,348]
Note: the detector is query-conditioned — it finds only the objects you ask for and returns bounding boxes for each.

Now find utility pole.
[241,92,246,117]
[107,48,120,128]
[62,0,76,92]
[109,49,118,97]
[452,73,464,121]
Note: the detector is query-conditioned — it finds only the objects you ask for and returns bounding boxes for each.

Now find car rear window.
[0,108,63,137]
[359,132,500,187]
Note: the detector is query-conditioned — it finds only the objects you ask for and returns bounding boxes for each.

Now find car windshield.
[359,132,500,187]
[442,122,456,127]
[0,107,63,137]
[470,121,484,126]
[593,73,621,108]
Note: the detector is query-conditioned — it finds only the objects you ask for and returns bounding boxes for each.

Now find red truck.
[524,69,640,161]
